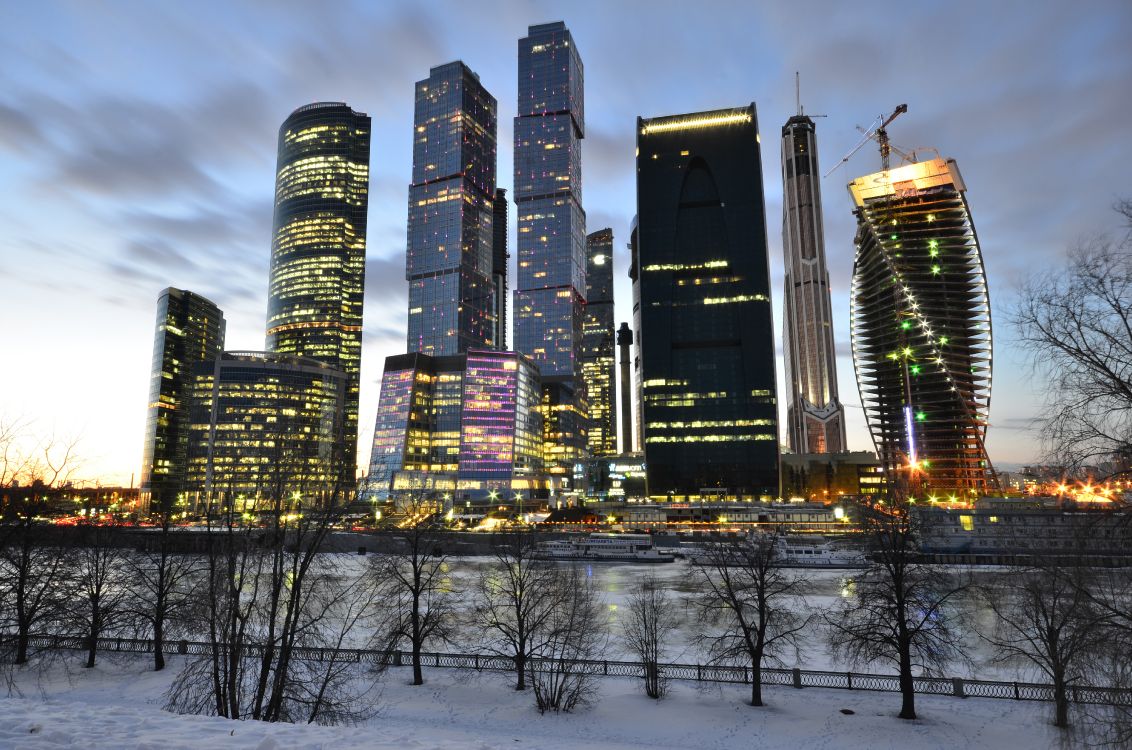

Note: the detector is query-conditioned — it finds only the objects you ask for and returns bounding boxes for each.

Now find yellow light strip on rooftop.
[641,112,751,135]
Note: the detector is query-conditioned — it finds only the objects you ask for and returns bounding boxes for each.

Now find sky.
[1,0,1130,486]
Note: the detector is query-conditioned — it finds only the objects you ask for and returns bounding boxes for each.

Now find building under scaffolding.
[848,157,997,501]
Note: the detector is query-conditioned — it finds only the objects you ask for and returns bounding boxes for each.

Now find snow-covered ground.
[1,654,1071,750]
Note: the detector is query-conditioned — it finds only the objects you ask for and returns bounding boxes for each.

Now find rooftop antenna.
[796,71,801,116]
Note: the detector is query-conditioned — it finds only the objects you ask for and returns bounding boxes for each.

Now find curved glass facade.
[184,352,348,509]
[266,102,370,488]
[848,157,997,500]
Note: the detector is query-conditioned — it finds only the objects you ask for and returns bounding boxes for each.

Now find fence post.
[952,678,966,698]
[475,654,479,670]
[394,651,402,667]
[1013,682,1020,700]
[178,640,188,655]
[793,668,802,689]
[847,672,853,690]
[697,664,702,682]
[604,661,608,675]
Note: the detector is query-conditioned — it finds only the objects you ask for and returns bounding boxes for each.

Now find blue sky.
[1,0,1129,485]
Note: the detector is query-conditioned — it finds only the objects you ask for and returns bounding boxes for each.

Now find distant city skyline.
[1,2,1130,485]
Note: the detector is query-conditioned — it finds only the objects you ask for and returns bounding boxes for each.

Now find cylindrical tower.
[266,102,371,492]
[848,157,997,501]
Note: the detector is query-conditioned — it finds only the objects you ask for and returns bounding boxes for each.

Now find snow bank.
[0,655,1069,749]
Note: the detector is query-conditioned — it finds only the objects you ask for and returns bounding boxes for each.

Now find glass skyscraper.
[848,157,997,500]
[184,352,348,509]
[405,62,498,356]
[514,21,587,475]
[582,228,617,456]
[266,102,370,490]
[781,114,846,454]
[635,105,780,501]
[140,288,225,512]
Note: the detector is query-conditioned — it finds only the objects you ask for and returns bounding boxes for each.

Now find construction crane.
[823,103,908,178]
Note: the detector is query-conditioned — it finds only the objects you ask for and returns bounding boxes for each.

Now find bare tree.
[0,427,83,665]
[826,505,968,720]
[1010,200,1132,468]
[69,523,130,668]
[623,574,680,699]
[371,499,454,686]
[529,566,605,714]
[693,534,811,707]
[126,514,201,670]
[979,561,1108,729]
[473,528,563,690]
[0,520,72,664]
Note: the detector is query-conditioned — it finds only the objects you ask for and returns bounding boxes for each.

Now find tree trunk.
[153,617,165,671]
[751,646,764,707]
[15,629,29,665]
[85,627,97,669]
[515,652,526,690]
[1053,672,1069,728]
[412,641,423,685]
[898,645,916,720]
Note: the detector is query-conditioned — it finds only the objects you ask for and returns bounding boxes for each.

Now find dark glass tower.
[636,105,780,501]
[140,288,225,512]
[582,228,616,456]
[781,114,846,454]
[514,22,588,476]
[266,103,370,490]
[405,62,498,356]
[848,157,997,501]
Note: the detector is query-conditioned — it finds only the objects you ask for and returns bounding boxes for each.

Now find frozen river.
[358,555,1025,682]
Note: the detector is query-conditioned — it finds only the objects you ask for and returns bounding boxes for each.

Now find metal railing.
[5,633,1130,706]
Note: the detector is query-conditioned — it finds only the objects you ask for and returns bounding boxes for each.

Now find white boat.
[681,535,867,568]
[775,536,867,568]
[535,533,676,563]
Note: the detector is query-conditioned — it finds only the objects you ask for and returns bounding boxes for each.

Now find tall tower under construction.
[848,157,996,501]
[781,112,846,454]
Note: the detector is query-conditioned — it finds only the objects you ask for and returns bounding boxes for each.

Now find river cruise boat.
[535,533,676,563]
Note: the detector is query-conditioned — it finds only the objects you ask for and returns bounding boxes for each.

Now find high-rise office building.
[492,188,509,350]
[365,349,542,504]
[140,288,225,512]
[184,352,348,508]
[781,113,846,454]
[848,157,997,500]
[514,22,588,476]
[266,102,370,490]
[635,105,780,501]
[405,62,498,356]
[582,229,617,456]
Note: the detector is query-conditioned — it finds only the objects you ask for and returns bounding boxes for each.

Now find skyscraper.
[849,157,997,500]
[492,188,509,350]
[365,349,542,504]
[266,102,370,489]
[635,105,779,501]
[781,113,846,454]
[582,229,617,456]
[405,62,498,356]
[514,21,588,475]
[140,288,225,512]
